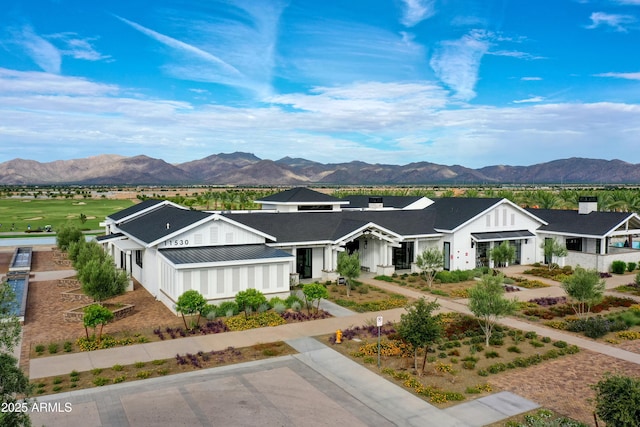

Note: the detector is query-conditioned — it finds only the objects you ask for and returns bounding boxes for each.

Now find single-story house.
[98,189,640,312]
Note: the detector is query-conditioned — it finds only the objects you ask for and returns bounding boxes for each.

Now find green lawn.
[0,198,135,234]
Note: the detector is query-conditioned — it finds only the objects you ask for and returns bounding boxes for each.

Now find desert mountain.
[0,153,638,185]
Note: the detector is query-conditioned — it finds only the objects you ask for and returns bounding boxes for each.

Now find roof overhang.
[95,233,124,243]
[471,230,535,242]
[335,222,403,246]
[113,239,145,252]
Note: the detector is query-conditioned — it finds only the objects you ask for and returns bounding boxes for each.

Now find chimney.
[368,197,383,210]
[578,196,598,214]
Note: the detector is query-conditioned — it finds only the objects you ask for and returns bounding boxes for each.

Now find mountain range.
[0,153,638,185]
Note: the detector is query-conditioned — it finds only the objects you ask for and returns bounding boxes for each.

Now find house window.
[566,238,582,252]
[135,250,143,268]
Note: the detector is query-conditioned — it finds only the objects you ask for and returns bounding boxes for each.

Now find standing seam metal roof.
[159,244,293,265]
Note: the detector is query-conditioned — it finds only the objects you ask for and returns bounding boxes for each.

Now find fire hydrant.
[335,329,343,344]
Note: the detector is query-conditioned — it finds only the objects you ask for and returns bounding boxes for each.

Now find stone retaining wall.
[63,303,135,322]
[61,288,93,304]
[58,278,81,288]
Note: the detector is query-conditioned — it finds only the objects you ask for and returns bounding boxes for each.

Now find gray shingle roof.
[159,244,293,265]
[257,187,346,204]
[431,198,503,231]
[118,205,212,244]
[526,208,636,236]
[342,195,422,209]
[107,199,165,221]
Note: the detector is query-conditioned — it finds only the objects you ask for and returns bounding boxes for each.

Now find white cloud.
[513,96,545,103]
[400,0,436,27]
[9,25,61,73]
[595,71,640,80]
[1,70,640,168]
[429,30,490,100]
[487,50,545,60]
[585,12,636,32]
[521,77,543,81]
[46,33,111,61]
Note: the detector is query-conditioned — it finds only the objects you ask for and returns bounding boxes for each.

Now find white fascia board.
[267,240,333,248]
[540,230,605,239]
[402,233,443,239]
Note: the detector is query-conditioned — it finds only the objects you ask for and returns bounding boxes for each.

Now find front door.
[296,248,312,279]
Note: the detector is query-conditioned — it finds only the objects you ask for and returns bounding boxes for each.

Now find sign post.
[376,315,383,368]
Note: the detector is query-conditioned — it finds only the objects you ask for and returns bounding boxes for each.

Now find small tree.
[175,290,207,329]
[541,238,568,270]
[489,241,516,269]
[79,257,128,303]
[337,251,360,297]
[82,304,114,343]
[397,298,442,375]
[0,282,32,427]
[56,222,84,251]
[592,372,640,427]
[302,283,329,314]
[415,248,443,288]
[235,289,267,318]
[561,266,605,318]
[468,274,518,346]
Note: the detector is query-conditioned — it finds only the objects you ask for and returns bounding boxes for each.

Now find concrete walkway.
[26,265,640,426]
[29,337,538,427]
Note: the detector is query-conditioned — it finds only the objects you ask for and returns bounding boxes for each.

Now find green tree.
[175,290,208,329]
[397,298,442,374]
[592,372,640,427]
[82,304,114,343]
[0,282,32,427]
[490,241,516,269]
[415,248,443,288]
[302,283,329,314]
[337,251,360,297]
[468,274,518,346]
[541,238,568,270]
[235,289,267,318]
[561,266,605,318]
[56,223,84,251]
[79,213,87,224]
[79,257,128,303]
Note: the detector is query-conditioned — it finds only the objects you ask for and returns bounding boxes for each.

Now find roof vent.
[166,223,170,229]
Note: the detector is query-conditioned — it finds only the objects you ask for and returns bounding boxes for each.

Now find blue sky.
[1,0,639,168]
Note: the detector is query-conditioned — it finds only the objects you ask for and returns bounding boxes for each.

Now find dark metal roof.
[471,230,534,241]
[118,205,212,244]
[431,198,503,231]
[107,199,165,221]
[526,208,637,236]
[342,195,422,209]
[159,244,293,265]
[257,187,346,204]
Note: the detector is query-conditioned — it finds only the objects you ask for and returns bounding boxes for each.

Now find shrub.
[93,377,110,386]
[627,262,637,272]
[113,375,127,384]
[136,370,152,379]
[611,260,627,274]
[63,341,73,352]
[285,294,303,308]
[112,364,124,371]
[485,350,500,359]
[507,346,522,353]
[553,340,568,348]
[35,344,45,355]
[217,301,239,317]
[290,301,302,312]
[272,302,287,314]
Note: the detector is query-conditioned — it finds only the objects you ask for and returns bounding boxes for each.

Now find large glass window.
[566,238,582,252]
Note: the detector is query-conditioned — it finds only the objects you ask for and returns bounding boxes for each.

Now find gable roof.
[107,199,166,221]
[256,187,347,204]
[526,208,640,237]
[223,209,440,244]
[159,244,293,266]
[117,205,212,245]
[430,198,503,231]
